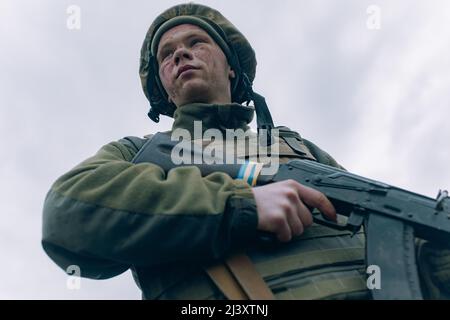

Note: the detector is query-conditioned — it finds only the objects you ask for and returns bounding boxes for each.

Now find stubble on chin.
[176,81,212,106]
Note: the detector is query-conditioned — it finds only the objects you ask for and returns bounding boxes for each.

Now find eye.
[190,37,205,47]
[159,50,173,63]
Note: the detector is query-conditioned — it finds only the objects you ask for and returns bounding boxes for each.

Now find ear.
[229,69,236,79]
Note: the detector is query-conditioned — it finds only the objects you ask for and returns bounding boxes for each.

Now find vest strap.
[226,253,275,300]
[205,261,248,300]
[206,253,275,300]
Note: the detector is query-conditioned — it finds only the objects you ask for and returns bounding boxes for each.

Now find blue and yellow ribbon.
[237,161,263,186]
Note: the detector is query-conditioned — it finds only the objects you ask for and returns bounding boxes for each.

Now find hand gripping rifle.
[131,132,450,299]
[264,159,450,299]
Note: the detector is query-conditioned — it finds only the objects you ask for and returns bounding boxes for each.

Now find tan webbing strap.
[205,253,275,300]
[226,253,275,300]
[205,262,249,300]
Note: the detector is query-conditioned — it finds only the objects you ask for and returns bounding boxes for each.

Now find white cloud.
[1,0,449,299]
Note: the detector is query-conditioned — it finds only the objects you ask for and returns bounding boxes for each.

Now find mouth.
[177,65,197,78]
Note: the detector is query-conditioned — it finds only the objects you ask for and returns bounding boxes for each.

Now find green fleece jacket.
[42,102,346,298]
[42,103,264,278]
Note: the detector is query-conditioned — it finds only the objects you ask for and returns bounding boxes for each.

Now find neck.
[175,92,232,107]
[171,102,255,137]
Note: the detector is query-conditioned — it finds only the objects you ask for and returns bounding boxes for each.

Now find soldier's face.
[157,24,235,107]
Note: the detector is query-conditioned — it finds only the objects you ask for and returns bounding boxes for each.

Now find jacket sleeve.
[42,137,258,279]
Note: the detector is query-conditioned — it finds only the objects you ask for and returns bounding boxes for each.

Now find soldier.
[42,3,450,299]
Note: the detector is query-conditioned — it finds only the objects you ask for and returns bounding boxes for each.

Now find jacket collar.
[171,103,254,136]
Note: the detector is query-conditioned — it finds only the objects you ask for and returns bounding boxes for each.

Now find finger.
[286,189,313,229]
[285,203,304,236]
[294,182,337,221]
[296,198,314,228]
[285,189,308,234]
[275,215,292,242]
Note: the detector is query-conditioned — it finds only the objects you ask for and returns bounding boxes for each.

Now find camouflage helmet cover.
[139,3,257,122]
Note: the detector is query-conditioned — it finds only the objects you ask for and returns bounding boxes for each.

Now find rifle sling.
[205,261,248,300]
[205,253,275,300]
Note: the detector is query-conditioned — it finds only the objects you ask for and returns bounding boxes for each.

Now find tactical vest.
[131,127,369,300]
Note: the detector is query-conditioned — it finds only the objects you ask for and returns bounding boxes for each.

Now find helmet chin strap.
[241,73,275,147]
[253,92,275,147]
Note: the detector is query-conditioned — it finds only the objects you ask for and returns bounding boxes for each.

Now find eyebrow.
[157,31,210,60]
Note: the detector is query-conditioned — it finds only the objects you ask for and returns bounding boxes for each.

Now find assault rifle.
[261,159,450,299]
[131,132,450,300]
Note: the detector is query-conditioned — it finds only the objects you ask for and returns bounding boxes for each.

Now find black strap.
[131,132,243,179]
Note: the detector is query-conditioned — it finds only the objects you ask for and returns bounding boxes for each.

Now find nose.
[173,46,193,65]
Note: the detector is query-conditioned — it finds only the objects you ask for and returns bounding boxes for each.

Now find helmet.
[140,3,274,145]
[140,3,257,122]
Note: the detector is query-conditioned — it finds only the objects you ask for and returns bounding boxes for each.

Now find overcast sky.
[1,0,449,299]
